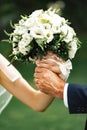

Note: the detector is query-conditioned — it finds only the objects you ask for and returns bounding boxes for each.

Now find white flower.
[60,24,68,35]
[69,39,78,59]
[44,30,54,43]
[18,40,31,55]
[13,43,19,55]
[42,23,51,30]
[52,24,61,34]
[19,19,25,26]
[14,25,27,35]
[39,12,51,24]
[30,9,43,17]
[22,33,33,43]
[51,14,66,34]
[30,27,45,39]
[13,37,18,42]
[61,24,76,43]
[24,17,36,28]
[52,14,65,26]
[24,10,43,28]
[13,47,19,55]
[40,23,54,43]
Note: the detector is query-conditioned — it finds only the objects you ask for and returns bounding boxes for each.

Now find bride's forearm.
[0,54,54,112]
[35,91,54,112]
[13,78,54,112]
[0,70,54,112]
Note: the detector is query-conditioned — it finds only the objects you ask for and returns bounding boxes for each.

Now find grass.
[0,35,87,130]
[0,98,86,130]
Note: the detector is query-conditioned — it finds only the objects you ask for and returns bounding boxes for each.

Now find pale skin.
[0,54,54,112]
[34,52,66,99]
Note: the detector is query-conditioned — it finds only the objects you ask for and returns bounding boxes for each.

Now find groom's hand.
[36,52,63,75]
[34,67,65,99]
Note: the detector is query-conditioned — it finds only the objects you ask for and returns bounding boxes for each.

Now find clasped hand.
[34,52,66,99]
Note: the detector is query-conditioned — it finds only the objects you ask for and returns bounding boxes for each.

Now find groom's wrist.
[56,79,65,99]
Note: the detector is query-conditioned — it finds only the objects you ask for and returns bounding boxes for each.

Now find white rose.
[30,9,43,18]
[51,14,65,34]
[69,39,78,59]
[61,25,76,43]
[24,17,39,28]
[24,18,33,28]
[52,14,65,26]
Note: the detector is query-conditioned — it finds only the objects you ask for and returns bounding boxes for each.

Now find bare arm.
[0,54,54,112]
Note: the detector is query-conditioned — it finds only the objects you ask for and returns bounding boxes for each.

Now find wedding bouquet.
[6,8,81,80]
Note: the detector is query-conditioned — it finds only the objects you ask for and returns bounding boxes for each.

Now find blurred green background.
[0,0,87,130]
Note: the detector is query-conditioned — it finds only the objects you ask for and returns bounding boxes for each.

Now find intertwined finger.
[36,60,61,74]
[43,53,57,61]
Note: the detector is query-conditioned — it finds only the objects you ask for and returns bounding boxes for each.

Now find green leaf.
[4,30,11,36]
[36,39,45,51]
[1,39,12,43]
[10,20,15,29]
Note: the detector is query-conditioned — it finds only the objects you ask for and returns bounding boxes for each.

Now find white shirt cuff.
[63,83,69,108]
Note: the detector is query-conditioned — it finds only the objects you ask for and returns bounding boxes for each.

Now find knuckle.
[43,72,48,78]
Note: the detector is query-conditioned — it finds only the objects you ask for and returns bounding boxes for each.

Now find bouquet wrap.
[45,58,72,81]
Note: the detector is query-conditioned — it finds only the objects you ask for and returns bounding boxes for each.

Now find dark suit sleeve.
[67,83,87,113]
